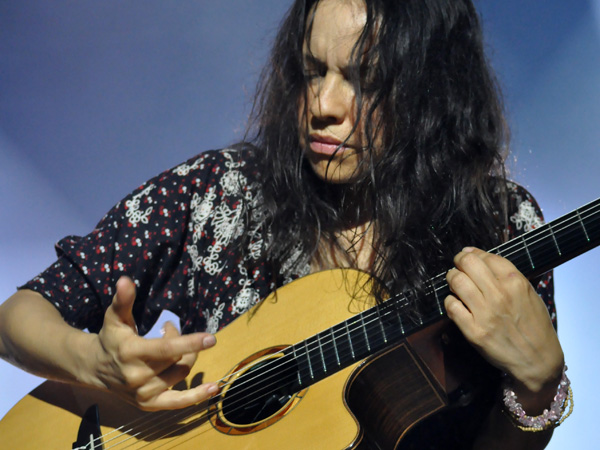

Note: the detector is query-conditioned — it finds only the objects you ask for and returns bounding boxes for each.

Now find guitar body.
[4,198,600,448]
[0,269,452,449]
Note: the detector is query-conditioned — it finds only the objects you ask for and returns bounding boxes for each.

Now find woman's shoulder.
[138,145,261,200]
[169,146,259,178]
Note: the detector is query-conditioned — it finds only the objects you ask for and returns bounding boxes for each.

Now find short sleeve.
[20,150,247,334]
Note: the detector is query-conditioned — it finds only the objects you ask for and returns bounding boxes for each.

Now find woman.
[0,0,566,448]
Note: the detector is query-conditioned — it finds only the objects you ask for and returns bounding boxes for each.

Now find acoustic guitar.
[1,198,599,449]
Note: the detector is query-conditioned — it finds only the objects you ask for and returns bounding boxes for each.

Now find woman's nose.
[309,74,351,126]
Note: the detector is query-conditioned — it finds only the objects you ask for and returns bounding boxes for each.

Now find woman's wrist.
[502,365,573,432]
[62,326,106,388]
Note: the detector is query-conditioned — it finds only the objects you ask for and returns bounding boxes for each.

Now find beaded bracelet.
[502,365,573,432]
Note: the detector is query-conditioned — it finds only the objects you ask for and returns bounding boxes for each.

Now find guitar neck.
[289,198,600,389]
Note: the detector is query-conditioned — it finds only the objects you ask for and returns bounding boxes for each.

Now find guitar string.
[89,201,600,449]
[88,281,424,448]
[155,202,590,448]
[154,198,600,449]
[102,268,568,442]
[149,199,600,420]
[100,300,420,448]
[191,200,600,438]
[98,281,432,449]
[89,200,600,449]
[85,200,600,448]
[98,204,600,449]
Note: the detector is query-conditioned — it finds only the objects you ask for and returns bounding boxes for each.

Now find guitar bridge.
[72,405,104,450]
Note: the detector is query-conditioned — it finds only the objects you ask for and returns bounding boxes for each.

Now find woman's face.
[300,0,371,184]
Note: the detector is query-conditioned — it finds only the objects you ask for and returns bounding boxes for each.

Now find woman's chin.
[307,158,364,185]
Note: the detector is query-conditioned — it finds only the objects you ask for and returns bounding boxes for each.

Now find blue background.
[1,1,599,447]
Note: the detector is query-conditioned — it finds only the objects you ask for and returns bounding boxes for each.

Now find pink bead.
[502,365,570,430]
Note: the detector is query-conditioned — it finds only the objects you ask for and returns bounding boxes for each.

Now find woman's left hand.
[445,247,564,407]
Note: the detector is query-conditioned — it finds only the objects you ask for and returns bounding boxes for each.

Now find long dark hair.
[245,0,509,305]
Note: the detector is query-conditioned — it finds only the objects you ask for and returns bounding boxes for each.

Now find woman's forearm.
[0,289,98,385]
[1,281,218,411]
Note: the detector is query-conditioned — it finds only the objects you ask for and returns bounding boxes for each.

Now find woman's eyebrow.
[302,53,325,68]
[302,52,360,75]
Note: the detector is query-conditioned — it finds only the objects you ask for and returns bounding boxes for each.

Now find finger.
[134,332,216,363]
[137,357,196,400]
[154,321,184,365]
[107,276,138,331]
[147,322,199,372]
[147,347,199,390]
[139,382,220,411]
[446,266,485,312]
[457,248,536,312]
[461,247,520,280]
[444,289,495,353]
[444,293,473,326]
[453,248,504,303]
[444,291,494,362]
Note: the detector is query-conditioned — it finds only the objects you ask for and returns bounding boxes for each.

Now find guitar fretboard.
[288,198,600,389]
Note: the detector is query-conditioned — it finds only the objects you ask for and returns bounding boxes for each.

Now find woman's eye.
[304,68,325,80]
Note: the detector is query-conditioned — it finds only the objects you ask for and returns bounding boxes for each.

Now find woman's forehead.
[304,0,367,59]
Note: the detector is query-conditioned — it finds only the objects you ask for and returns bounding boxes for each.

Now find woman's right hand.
[88,276,219,411]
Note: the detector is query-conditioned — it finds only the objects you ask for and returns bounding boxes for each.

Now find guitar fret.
[577,210,591,242]
[360,314,371,352]
[492,198,600,280]
[376,307,388,344]
[330,327,341,366]
[303,340,315,380]
[550,214,587,261]
[291,345,303,387]
[432,280,443,315]
[316,334,327,373]
[344,321,356,360]
[396,305,405,335]
[521,235,535,269]
[549,224,562,256]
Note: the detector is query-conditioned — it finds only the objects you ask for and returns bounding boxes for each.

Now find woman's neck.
[308,175,378,272]
[311,220,376,273]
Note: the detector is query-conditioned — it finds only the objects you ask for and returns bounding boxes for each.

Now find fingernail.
[203,335,216,348]
[207,384,219,395]
[462,246,474,253]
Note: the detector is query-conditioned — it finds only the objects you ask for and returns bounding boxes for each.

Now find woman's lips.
[309,135,351,156]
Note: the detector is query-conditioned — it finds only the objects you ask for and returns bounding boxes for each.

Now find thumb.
[107,276,138,331]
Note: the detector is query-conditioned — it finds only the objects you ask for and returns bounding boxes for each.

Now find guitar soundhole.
[210,346,308,435]
[223,358,296,424]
